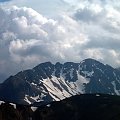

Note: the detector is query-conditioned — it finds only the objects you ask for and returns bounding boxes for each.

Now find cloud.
[1,1,120,82]
[62,0,120,65]
[0,6,88,82]
[73,3,120,49]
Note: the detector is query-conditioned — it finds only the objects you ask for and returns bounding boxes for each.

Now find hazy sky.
[0,0,120,82]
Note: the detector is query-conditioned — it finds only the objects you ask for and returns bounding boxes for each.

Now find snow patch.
[24,95,32,104]
[82,70,94,77]
[10,103,16,109]
[76,71,90,93]
[96,94,100,97]
[0,101,5,105]
[46,104,51,107]
[40,93,46,99]
[31,82,37,86]
[111,81,120,95]
[30,95,40,102]
[41,76,76,101]
[31,107,38,112]
[70,68,74,79]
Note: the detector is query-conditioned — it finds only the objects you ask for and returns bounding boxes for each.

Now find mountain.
[0,58,120,104]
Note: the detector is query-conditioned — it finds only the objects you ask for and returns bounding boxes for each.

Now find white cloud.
[1,1,120,82]
[63,0,120,66]
[0,6,88,82]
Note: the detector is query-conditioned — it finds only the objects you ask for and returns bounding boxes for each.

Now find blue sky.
[0,0,11,2]
[0,0,120,82]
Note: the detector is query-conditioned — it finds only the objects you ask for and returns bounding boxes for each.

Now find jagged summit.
[0,58,120,105]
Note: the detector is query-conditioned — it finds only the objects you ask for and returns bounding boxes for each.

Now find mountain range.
[0,58,120,105]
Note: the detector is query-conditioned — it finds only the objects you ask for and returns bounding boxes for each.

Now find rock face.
[0,58,120,104]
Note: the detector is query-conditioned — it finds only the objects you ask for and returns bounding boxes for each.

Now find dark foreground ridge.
[1,94,120,120]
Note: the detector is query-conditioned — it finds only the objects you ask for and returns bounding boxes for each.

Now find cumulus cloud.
[0,6,88,82]
[71,1,120,65]
[73,3,120,48]
[1,1,120,82]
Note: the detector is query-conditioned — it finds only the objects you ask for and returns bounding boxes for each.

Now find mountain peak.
[81,58,102,64]
[34,61,53,69]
